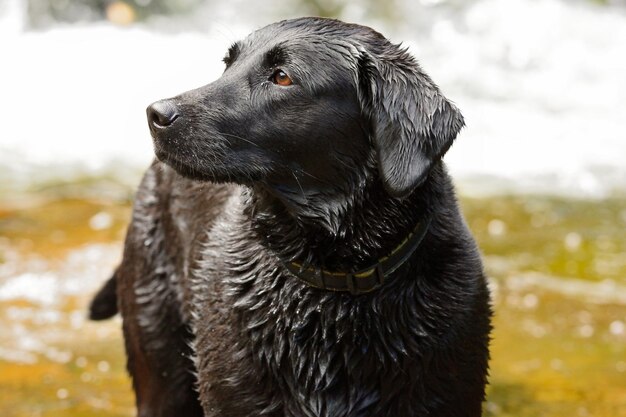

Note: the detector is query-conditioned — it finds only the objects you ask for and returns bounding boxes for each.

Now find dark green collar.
[283,217,431,294]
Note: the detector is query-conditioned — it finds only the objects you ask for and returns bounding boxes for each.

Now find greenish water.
[0,189,624,416]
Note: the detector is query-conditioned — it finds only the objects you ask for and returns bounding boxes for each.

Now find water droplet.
[609,320,624,336]
[485,401,501,414]
[522,293,539,309]
[106,1,136,26]
[89,212,113,231]
[550,358,563,370]
[97,360,110,372]
[564,232,582,251]
[56,388,69,399]
[578,324,594,338]
[487,219,506,237]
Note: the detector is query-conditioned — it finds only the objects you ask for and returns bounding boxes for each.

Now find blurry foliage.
[23,0,626,30]
[24,0,452,28]
[296,0,401,20]
[26,0,203,27]
[297,0,345,18]
[23,0,626,31]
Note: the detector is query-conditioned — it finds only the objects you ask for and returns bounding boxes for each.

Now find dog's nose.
[147,100,179,128]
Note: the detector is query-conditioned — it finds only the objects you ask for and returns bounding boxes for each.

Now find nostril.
[147,100,179,128]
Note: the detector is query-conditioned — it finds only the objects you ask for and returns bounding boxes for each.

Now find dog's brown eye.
[272,69,293,86]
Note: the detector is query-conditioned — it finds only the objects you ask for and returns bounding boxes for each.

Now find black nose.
[147,100,179,128]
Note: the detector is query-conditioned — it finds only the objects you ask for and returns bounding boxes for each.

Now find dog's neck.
[244,165,441,274]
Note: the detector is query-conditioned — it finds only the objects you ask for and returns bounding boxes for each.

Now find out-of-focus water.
[1,195,625,417]
[1,0,625,197]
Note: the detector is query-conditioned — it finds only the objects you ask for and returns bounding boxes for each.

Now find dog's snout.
[147,100,179,129]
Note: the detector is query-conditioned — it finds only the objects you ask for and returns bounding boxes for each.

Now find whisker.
[292,171,308,203]
[296,168,336,186]
[217,132,261,148]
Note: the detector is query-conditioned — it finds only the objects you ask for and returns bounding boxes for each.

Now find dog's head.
[148,18,463,202]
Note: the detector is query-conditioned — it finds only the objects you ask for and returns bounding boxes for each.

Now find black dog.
[90,17,491,417]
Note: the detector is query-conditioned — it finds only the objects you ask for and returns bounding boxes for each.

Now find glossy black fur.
[91,17,491,417]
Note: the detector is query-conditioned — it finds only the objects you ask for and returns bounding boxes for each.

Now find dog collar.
[283,217,431,294]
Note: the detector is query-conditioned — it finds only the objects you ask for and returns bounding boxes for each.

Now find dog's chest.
[188,200,438,416]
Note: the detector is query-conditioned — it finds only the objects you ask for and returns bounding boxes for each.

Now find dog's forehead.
[235,18,382,61]
[248,18,357,42]
[241,21,342,55]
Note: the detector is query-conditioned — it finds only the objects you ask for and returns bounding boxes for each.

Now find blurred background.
[0,0,625,415]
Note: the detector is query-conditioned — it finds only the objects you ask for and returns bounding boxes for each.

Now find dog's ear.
[356,45,464,198]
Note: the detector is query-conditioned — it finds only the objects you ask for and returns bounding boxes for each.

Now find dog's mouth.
[154,145,255,185]
[153,147,212,181]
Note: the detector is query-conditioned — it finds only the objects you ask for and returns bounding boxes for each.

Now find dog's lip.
[153,146,176,164]
[154,147,194,171]
[154,148,224,182]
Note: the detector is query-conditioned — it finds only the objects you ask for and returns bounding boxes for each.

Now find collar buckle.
[313,267,326,290]
[346,272,357,295]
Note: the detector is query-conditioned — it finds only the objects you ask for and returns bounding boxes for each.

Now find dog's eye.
[271,69,293,86]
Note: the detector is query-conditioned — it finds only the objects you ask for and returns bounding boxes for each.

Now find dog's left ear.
[356,45,465,198]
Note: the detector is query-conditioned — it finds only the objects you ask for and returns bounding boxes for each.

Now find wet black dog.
[90,17,491,417]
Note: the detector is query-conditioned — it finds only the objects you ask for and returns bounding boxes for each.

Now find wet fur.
[91,17,491,417]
